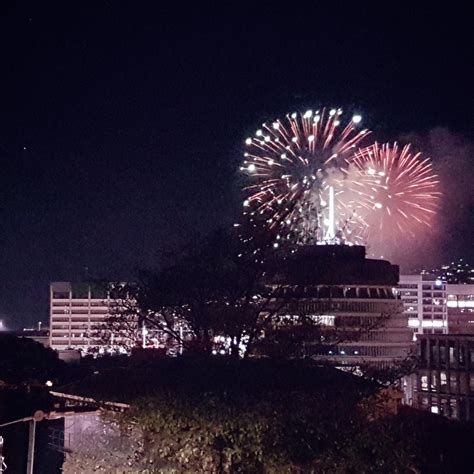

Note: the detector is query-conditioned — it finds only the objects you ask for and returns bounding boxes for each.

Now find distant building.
[446,284,474,334]
[269,245,413,366]
[399,274,447,338]
[20,327,50,348]
[414,334,474,421]
[50,282,127,353]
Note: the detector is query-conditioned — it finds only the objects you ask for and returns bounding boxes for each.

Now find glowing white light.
[245,138,252,145]
[268,159,274,165]
[334,120,340,126]
[368,168,376,175]
[248,164,256,172]
[291,136,298,143]
[273,242,279,248]
[374,203,383,209]
[323,218,330,225]
[352,114,362,124]
[291,112,297,119]
[264,136,271,142]
[320,200,327,206]
[308,134,315,142]
[329,109,336,116]
[303,109,313,118]
[378,171,385,176]
[281,153,287,159]
[435,279,442,286]
[272,121,280,129]
[286,219,291,225]
[256,129,263,136]
[45,380,53,387]
[313,115,321,123]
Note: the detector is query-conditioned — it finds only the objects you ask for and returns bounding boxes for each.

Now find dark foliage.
[0,335,64,384]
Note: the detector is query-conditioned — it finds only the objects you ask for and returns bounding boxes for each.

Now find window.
[449,344,456,364]
[90,283,108,299]
[358,288,370,298]
[440,345,447,364]
[421,375,428,391]
[52,291,69,299]
[71,283,89,299]
[331,287,344,298]
[450,398,458,418]
[440,371,447,391]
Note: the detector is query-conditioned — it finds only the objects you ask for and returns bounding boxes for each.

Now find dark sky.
[0,2,472,327]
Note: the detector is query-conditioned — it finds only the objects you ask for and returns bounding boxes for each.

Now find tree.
[100,230,292,356]
[0,335,64,384]
[99,229,402,363]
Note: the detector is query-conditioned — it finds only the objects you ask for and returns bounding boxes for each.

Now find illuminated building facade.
[399,274,447,337]
[415,334,474,421]
[446,284,474,334]
[50,282,119,352]
[271,245,413,366]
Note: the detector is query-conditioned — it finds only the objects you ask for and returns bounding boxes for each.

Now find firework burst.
[344,142,441,247]
[241,108,370,245]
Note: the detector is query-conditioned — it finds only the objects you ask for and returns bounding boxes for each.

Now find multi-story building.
[269,245,413,366]
[414,334,474,421]
[446,284,474,334]
[50,281,121,353]
[399,274,447,338]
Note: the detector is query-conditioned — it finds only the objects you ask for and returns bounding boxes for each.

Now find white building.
[446,284,474,334]
[399,274,448,337]
[50,282,120,353]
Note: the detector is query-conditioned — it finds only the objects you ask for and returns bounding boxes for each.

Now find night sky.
[0,2,472,328]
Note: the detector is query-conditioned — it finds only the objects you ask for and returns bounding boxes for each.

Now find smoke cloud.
[394,128,474,271]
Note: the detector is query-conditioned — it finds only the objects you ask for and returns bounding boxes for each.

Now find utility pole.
[26,420,36,474]
[0,436,7,472]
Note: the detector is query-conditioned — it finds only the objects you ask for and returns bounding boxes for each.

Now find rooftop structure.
[269,245,413,366]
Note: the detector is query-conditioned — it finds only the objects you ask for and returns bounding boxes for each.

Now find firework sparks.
[241,108,370,244]
[345,142,441,246]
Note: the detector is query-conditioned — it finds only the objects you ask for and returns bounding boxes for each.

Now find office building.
[50,281,123,353]
[446,284,474,334]
[414,334,474,421]
[268,245,413,366]
[399,274,447,338]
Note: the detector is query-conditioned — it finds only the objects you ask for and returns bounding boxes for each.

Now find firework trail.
[241,108,370,245]
[344,142,441,255]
